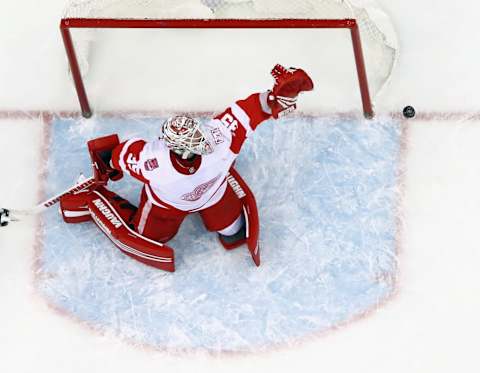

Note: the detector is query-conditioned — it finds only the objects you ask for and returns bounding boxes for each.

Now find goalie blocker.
[59,169,260,271]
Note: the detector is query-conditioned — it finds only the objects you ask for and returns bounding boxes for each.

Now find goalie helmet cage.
[60,0,389,119]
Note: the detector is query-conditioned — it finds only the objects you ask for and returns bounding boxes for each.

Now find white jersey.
[111,94,270,212]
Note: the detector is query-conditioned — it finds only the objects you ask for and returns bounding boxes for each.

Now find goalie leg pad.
[60,190,92,223]
[201,168,260,266]
[96,186,137,225]
[87,188,175,272]
[228,168,260,266]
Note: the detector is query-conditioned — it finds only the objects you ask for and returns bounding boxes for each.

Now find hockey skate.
[268,64,314,118]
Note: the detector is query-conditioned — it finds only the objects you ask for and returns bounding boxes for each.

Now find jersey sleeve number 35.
[218,109,247,154]
[220,112,239,132]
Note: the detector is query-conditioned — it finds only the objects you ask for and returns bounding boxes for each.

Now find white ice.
[1,0,480,372]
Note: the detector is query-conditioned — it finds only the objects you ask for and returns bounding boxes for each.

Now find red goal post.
[60,1,395,119]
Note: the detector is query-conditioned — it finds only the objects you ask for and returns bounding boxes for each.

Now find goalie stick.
[0,175,96,227]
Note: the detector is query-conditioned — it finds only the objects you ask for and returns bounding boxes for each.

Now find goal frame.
[60,18,374,119]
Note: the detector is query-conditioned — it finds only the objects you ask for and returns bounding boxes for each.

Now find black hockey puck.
[0,208,10,227]
[403,106,416,118]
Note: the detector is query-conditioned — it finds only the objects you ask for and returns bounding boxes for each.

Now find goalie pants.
[132,182,243,243]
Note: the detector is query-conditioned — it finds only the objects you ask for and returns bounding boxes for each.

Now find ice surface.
[3,0,480,370]
[37,113,401,352]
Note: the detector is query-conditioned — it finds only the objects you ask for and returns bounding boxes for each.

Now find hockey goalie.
[59,64,314,272]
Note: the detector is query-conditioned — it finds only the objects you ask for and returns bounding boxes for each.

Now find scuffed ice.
[38,114,402,352]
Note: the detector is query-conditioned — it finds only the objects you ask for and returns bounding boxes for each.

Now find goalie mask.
[162,116,214,159]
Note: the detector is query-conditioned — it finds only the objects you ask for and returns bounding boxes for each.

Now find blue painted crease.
[38,114,402,352]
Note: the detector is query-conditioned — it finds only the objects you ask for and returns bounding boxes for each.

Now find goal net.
[61,0,398,118]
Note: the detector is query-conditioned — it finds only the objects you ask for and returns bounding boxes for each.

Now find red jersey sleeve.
[111,138,149,183]
[215,93,272,154]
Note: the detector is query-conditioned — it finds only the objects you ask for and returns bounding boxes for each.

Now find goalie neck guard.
[162,116,214,159]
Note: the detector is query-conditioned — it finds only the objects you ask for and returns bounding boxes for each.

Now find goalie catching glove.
[267,64,314,118]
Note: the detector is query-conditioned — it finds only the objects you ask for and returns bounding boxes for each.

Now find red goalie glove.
[268,64,314,119]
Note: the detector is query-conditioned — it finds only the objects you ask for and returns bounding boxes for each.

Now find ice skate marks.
[37,115,401,352]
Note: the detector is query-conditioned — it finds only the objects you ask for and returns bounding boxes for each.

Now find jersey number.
[220,113,239,132]
[126,153,141,175]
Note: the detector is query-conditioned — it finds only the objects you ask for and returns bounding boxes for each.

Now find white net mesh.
[63,0,398,110]
[65,0,213,19]
[211,0,352,19]
[64,0,374,20]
